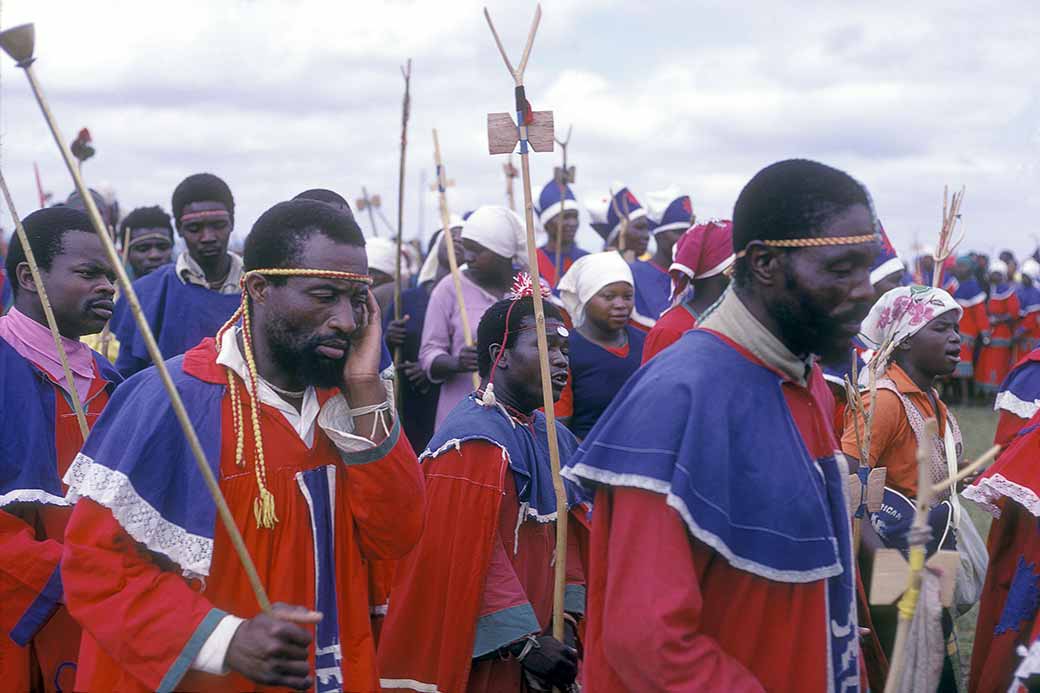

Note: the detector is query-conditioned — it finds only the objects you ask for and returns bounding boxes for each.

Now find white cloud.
[0,0,1036,265]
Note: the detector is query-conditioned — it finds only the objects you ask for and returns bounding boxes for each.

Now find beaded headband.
[180,209,231,224]
[126,231,173,249]
[215,267,373,529]
[734,233,878,259]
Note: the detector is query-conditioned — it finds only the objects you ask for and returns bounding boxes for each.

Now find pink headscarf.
[668,219,734,303]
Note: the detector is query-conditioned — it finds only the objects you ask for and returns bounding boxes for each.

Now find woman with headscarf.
[841,285,979,691]
[556,251,645,439]
[641,219,734,363]
[383,217,463,451]
[419,206,525,428]
[977,259,1020,395]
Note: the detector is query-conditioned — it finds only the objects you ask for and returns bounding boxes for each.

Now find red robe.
[378,439,588,693]
[61,341,425,692]
[641,303,698,363]
[0,359,115,693]
[977,287,1020,392]
[578,376,867,692]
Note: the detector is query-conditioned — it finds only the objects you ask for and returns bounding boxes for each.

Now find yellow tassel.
[253,487,278,529]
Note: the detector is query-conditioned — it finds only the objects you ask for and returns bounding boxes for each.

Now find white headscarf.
[557,251,634,328]
[461,206,528,267]
[417,215,464,287]
[860,285,963,350]
[365,237,398,278]
[989,259,1009,279]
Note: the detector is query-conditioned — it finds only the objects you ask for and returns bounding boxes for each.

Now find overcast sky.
[1,1,1037,261]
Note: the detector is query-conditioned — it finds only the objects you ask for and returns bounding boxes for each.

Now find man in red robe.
[379,285,584,693]
[0,207,121,692]
[564,159,880,691]
[61,199,425,692]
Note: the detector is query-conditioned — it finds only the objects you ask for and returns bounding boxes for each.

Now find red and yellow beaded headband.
[734,233,878,259]
[179,209,231,224]
[215,267,373,529]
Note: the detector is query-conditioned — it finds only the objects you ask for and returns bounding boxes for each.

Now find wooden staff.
[432,129,480,391]
[393,59,412,408]
[609,187,634,262]
[96,225,130,361]
[883,419,937,692]
[0,170,89,440]
[0,22,273,613]
[483,3,568,642]
[932,185,965,288]
[552,125,573,288]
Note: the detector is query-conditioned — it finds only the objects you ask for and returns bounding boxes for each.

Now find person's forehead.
[57,230,108,262]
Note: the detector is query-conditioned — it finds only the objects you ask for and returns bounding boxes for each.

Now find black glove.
[517,635,578,689]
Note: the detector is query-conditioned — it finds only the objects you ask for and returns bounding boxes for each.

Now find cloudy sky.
[1,0,1037,261]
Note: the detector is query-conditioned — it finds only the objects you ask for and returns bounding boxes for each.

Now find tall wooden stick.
[0,170,89,440]
[393,59,412,409]
[0,23,272,613]
[432,129,480,391]
[96,225,129,361]
[883,419,937,693]
[484,3,568,642]
[552,125,572,288]
[932,185,965,288]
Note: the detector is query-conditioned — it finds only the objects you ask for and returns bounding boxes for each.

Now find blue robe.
[383,286,440,451]
[111,264,240,377]
[628,259,671,323]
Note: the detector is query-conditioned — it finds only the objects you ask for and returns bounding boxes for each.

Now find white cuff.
[191,614,245,676]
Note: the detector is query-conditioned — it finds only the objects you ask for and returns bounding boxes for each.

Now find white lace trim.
[565,463,844,584]
[0,488,70,508]
[423,437,560,525]
[1014,638,1040,684]
[994,390,1040,419]
[64,453,214,579]
[962,473,1040,520]
[379,679,443,693]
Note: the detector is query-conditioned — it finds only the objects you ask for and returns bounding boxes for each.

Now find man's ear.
[743,242,784,288]
[244,273,269,305]
[15,262,40,295]
[488,342,509,371]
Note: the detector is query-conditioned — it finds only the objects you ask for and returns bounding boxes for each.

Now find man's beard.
[772,271,865,364]
[264,317,346,389]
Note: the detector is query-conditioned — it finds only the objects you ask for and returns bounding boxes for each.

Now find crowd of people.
[1,158,1040,692]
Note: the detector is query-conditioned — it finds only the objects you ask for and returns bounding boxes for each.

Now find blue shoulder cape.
[111,264,241,377]
[628,259,671,322]
[953,277,985,307]
[564,328,849,582]
[64,349,226,578]
[424,394,581,521]
[0,338,121,508]
[996,350,1040,420]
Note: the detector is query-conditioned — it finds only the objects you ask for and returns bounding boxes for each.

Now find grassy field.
[949,403,998,677]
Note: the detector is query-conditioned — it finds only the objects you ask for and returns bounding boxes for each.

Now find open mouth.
[550,372,568,388]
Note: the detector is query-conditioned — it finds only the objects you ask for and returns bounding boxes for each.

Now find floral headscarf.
[860,285,962,350]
